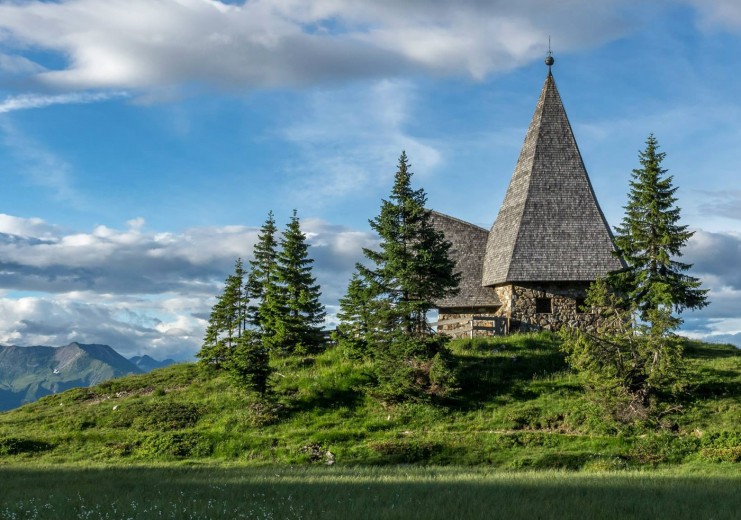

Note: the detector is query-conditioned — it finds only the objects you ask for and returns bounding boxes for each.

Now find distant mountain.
[129,355,176,372]
[0,343,172,411]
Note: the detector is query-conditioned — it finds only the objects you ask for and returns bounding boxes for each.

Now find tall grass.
[0,465,739,520]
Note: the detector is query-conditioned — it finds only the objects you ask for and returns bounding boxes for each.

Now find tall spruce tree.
[197,258,248,369]
[561,135,708,421]
[351,151,459,400]
[272,210,326,354]
[333,272,375,358]
[612,134,708,325]
[359,151,459,336]
[247,211,282,343]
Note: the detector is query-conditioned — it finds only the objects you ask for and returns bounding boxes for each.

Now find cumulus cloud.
[678,229,741,344]
[0,213,374,358]
[0,0,640,93]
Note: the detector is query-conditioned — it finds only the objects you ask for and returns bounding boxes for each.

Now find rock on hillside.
[0,343,142,411]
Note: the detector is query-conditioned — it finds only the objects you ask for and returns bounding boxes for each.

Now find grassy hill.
[1,333,739,469]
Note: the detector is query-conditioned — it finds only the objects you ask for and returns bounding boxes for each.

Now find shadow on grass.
[288,386,366,413]
[683,341,741,360]
[0,466,739,520]
[451,337,567,407]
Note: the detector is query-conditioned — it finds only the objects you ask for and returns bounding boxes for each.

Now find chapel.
[433,56,625,337]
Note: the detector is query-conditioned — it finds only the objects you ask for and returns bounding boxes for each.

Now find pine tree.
[612,134,708,326]
[272,210,326,354]
[333,272,375,358]
[359,151,459,336]
[224,330,272,395]
[351,151,460,400]
[247,211,281,343]
[561,135,708,422]
[197,258,248,369]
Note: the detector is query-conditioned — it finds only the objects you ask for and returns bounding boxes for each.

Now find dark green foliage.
[562,136,708,423]
[110,401,201,430]
[560,278,686,423]
[197,258,248,369]
[0,437,53,455]
[224,331,272,395]
[358,152,459,337]
[333,273,375,359]
[342,152,460,401]
[247,211,281,340]
[270,210,326,355]
[612,134,708,324]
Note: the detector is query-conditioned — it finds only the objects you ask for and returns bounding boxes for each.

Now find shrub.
[139,432,212,458]
[0,437,54,456]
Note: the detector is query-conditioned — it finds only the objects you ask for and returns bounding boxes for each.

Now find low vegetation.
[1,465,740,520]
[0,333,738,469]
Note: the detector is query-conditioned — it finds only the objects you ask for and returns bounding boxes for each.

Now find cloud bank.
[0,213,375,359]
[0,0,640,93]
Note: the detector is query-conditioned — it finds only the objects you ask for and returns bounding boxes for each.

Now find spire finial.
[545,36,554,74]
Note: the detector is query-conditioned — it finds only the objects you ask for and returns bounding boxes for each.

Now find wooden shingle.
[481,72,625,286]
[429,211,501,308]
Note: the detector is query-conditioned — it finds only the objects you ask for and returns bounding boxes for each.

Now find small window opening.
[535,297,552,314]
[575,297,588,314]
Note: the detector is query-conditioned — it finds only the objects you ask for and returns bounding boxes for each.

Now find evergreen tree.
[359,151,459,336]
[351,151,460,400]
[197,258,248,369]
[561,135,708,422]
[271,210,326,354]
[612,134,708,326]
[247,211,281,343]
[224,330,272,395]
[333,272,375,358]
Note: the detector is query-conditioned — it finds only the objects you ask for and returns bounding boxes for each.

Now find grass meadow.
[1,465,740,520]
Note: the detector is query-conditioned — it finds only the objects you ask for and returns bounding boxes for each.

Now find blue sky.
[1,0,740,359]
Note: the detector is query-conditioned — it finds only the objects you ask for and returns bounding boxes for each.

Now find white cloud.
[0,212,375,358]
[0,91,128,114]
[0,0,641,93]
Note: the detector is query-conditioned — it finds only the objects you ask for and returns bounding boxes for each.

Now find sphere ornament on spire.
[545,54,554,67]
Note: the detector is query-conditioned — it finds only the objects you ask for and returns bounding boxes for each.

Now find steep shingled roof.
[430,211,501,308]
[481,72,625,286]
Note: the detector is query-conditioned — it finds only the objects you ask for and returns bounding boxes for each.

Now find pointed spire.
[481,69,624,286]
[545,38,554,75]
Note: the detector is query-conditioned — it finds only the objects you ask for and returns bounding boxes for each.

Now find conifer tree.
[561,135,708,421]
[333,272,375,358]
[197,258,248,369]
[272,210,326,354]
[225,330,272,395]
[359,151,459,337]
[350,151,460,400]
[247,211,282,343]
[612,134,708,326]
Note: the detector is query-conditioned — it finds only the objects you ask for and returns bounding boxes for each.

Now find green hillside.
[1,333,739,469]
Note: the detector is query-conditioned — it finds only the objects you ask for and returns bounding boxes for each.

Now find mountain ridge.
[0,343,172,411]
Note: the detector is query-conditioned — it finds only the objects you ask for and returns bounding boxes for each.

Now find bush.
[0,437,54,456]
[110,402,201,430]
[369,439,443,463]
